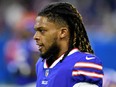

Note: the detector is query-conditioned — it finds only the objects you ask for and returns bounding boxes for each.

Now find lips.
[36,44,44,51]
[38,45,43,50]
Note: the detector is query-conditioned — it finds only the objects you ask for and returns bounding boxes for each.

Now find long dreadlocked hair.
[38,2,94,61]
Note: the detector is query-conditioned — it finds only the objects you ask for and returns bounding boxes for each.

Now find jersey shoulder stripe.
[74,62,103,70]
[72,70,104,78]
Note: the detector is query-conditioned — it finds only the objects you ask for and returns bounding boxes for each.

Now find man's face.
[34,16,60,59]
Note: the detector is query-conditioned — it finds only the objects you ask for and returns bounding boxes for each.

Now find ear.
[59,27,69,39]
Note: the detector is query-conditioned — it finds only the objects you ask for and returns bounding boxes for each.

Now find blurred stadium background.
[0,0,116,87]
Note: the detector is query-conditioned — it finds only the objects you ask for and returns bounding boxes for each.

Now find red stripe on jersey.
[74,62,103,70]
[72,70,103,78]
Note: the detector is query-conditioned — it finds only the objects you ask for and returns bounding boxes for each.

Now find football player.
[34,2,103,87]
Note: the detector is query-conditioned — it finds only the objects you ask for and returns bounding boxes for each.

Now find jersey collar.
[44,48,79,68]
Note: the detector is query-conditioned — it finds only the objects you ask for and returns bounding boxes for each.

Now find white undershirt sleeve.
[73,82,98,87]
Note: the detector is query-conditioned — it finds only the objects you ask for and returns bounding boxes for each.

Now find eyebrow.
[34,26,45,31]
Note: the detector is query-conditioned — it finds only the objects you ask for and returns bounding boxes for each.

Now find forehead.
[34,16,47,27]
[34,16,57,29]
[36,16,48,23]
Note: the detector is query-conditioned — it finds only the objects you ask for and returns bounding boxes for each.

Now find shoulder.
[72,52,103,86]
[36,57,43,72]
[78,52,102,65]
[70,51,102,65]
[36,57,43,65]
[73,52,103,75]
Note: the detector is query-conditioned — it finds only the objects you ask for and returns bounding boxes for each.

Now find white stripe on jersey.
[73,82,98,87]
[74,62,103,70]
[72,70,103,78]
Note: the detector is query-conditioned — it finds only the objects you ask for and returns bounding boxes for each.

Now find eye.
[34,27,47,34]
[40,29,45,33]
[39,29,47,34]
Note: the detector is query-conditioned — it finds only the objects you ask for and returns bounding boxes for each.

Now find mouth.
[36,44,44,51]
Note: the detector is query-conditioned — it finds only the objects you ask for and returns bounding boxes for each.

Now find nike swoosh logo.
[86,56,95,60]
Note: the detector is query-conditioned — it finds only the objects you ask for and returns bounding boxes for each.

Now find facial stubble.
[40,38,60,61]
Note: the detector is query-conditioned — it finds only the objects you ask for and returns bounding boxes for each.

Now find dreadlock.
[38,2,94,62]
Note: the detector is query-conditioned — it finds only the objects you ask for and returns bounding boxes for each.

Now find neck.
[46,41,69,67]
[46,48,68,67]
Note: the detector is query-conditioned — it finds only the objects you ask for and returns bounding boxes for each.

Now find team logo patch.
[45,69,49,77]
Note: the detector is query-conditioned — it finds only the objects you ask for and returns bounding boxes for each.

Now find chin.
[40,39,60,60]
[40,53,48,59]
[41,46,60,60]
[39,50,48,59]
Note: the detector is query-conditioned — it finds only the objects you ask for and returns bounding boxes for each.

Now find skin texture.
[33,16,70,66]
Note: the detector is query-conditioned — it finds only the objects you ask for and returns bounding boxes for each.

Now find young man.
[33,2,103,87]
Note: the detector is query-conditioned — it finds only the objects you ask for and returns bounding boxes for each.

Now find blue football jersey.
[36,48,103,87]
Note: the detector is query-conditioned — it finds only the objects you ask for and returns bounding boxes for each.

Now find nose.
[33,32,40,40]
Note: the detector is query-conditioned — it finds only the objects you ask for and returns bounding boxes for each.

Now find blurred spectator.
[0,14,12,84]
[4,10,38,85]
[103,68,116,87]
